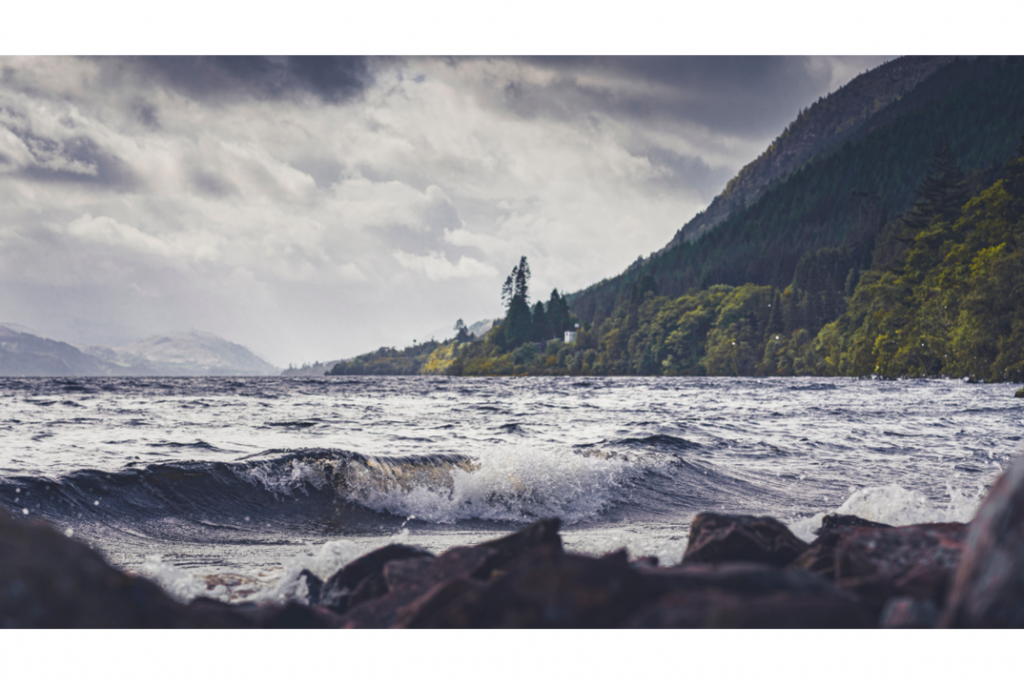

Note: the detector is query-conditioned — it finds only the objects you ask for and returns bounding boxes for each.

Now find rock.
[879,596,940,628]
[471,518,564,576]
[393,578,487,628]
[942,453,1024,627]
[682,513,809,567]
[450,548,660,628]
[831,523,967,616]
[315,543,435,614]
[0,508,234,628]
[383,557,436,590]
[621,587,874,628]
[1015,387,1023,398]
[817,513,892,533]
[623,561,873,628]
[337,545,500,628]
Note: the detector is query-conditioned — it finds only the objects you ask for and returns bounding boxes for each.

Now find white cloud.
[393,249,498,281]
[0,56,887,365]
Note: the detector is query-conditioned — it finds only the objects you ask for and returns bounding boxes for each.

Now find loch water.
[1,375,1020,604]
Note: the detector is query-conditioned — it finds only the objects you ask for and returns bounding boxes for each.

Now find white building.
[564,331,577,344]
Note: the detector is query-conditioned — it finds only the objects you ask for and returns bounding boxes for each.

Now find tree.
[453,318,472,343]
[501,256,531,309]
[547,288,571,338]
[531,301,550,342]
[902,139,970,233]
[502,257,534,349]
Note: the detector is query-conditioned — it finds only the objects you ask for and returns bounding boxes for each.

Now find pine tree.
[531,301,549,342]
[501,257,534,349]
[903,140,971,233]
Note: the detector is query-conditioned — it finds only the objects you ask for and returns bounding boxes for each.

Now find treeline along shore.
[326,135,1024,383]
[5,450,1024,628]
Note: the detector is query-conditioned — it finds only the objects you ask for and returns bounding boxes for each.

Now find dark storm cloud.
[4,121,140,190]
[496,56,866,137]
[113,56,373,104]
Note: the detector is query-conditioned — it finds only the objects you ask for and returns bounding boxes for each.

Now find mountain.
[666,56,953,247]
[0,327,277,376]
[0,326,115,376]
[84,331,278,376]
[569,56,1024,324]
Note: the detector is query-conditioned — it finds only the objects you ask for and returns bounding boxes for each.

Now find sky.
[0,55,894,366]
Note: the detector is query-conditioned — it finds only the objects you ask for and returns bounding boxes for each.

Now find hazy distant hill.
[84,331,278,376]
[0,326,277,376]
[0,326,115,376]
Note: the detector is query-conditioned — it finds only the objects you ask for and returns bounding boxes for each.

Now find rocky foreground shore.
[4,452,1024,628]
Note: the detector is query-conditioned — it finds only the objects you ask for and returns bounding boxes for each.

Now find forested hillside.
[314,56,1024,382]
[569,56,1024,325]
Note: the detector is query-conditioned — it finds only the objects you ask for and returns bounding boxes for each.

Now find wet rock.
[817,514,891,533]
[621,588,873,628]
[623,562,873,628]
[879,596,940,628]
[471,518,564,577]
[298,569,322,604]
[339,520,567,628]
[1015,387,1023,398]
[942,453,1024,627]
[393,578,487,628]
[0,509,227,628]
[682,513,809,567]
[338,545,500,628]
[458,548,660,628]
[833,523,967,614]
[383,557,436,590]
[315,543,435,614]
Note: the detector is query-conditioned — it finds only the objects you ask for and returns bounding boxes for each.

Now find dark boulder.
[314,543,435,614]
[451,548,660,628]
[818,514,892,532]
[623,562,873,628]
[470,518,564,577]
[1015,387,1023,398]
[338,519,568,628]
[337,545,500,628]
[0,508,239,628]
[621,587,873,628]
[879,596,940,628]
[942,453,1024,627]
[682,513,809,567]
[832,523,967,615]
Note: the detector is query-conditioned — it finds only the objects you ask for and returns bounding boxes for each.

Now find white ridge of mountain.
[0,325,277,376]
[0,325,115,376]
[84,330,279,376]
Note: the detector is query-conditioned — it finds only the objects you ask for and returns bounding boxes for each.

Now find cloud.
[393,249,498,281]
[0,55,893,365]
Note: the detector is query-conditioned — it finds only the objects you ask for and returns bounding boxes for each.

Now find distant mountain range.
[0,327,278,376]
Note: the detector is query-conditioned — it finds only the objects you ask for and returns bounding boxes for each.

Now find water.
[1,376,1021,604]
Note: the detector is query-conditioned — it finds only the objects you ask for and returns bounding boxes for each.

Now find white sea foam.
[787,481,989,542]
[239,457,332,497]
[137,554,224,604]
[341,443,659,524]
[247,538,367,605]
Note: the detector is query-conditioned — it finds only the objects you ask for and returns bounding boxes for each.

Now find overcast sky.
[0,55,892,366]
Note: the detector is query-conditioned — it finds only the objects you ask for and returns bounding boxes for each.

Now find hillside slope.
[569,56,1024,324]
[667,56,953,246]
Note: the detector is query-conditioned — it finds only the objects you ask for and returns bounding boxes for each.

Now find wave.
[0,444,694,532]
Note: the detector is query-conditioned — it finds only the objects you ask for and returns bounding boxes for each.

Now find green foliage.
[326,340,441,376]
[812,147,1024,381]
[570,57,1024,323]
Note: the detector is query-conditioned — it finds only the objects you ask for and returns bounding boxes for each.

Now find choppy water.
[1,376,1021,604]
